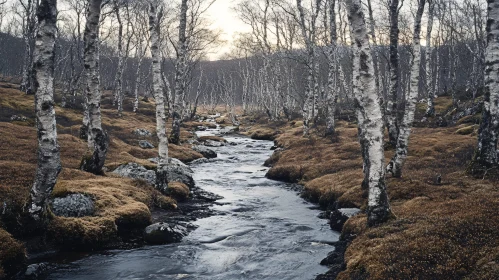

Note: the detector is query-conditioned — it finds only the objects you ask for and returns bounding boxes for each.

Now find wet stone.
[139,140,154,149]
[144,222,188,244]
[192,145,217,159]
[133,128,152,137]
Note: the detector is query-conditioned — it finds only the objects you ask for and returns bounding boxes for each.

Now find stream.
[45,128,339,280]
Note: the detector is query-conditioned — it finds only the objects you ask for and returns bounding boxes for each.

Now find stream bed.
[46,131,339,280]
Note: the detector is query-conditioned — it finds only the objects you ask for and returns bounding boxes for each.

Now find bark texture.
[149,2,169,190]
[325,0,338,138]
[30,0,62,222]
[346,0,392,226]
[425,0,435,117]
[386,0,400,146]
[80,0,109,175]
[473,0,499,169]
[387,0,426,178]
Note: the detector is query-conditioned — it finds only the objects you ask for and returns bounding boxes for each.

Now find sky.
[205,0,250,59]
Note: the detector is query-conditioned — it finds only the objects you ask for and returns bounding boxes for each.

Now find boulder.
[10,115,28,122]
[113,163,156,186]
[139,140,154,149]
[144,222,187,244]
[133,128,152,137]
[196,126,208,131]
[51,194,94,217]
[204,139,224,147]
[24,263,50,279]
[167,158,195,189]
[329,208,361,232]
[192,145,217,159]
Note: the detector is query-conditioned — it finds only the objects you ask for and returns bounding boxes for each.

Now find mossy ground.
[0,82,204,274]
[241,97,499,279]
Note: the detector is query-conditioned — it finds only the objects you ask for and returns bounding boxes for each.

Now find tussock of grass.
[0,228,26,278]
[167,182,190,202]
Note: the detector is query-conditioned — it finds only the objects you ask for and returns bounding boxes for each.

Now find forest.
[0,0,498,279]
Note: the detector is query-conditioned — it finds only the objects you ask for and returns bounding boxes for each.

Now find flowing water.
[46,128,338,280]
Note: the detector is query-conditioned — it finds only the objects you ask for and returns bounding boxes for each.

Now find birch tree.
[80,0,109,175]
[387,0,426,178]
[17,0,39,95]
[29,0,61,222]
[149,1,169,191]
[346,0,393,226]
[425,0,435,117]
[385,0,402,146]
[325,0,338,138]
[471,0,499,170]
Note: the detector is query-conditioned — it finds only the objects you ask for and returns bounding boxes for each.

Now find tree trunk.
[170,0,188,145]
[149,3,169,191]
[113,3,124,117]
[472,0,499,170]
[80,0,109,175]
[29,0,61,223]
[325,0,338,138]
[387,0,426,178]
[425,0,435,117]
[346,0,393,227]
[385,0,401,147]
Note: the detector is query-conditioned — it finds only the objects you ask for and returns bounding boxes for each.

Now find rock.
[133,128,152,137]
[187,139,201,145]
[192,145,217,159]
[139,140,154,149]
[10,115,28,122]
[24,263,50,279]
[246,145,254,148]
[229,142,237,146]
[189,158,212,165]
[191,187,224,202]
[167,158,195,189]
[329,208,361,232]
[144,222,187,244]
[197,126,208,131]
[203,139,225,147]
[51,194,94,217]
[113,163,156,186]
[219,126,239,135]
[317,241,348,280]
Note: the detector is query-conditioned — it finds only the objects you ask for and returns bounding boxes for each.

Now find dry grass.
[167,182,190,202]
[0,83,199,260]
[241,103,499,279]
[0,228,26,278]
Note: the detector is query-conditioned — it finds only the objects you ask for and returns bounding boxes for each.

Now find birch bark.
[472,0,499,169]
[80,0,109,175]
[30,0,61,222]
[387,0,426,178]
[386,0,401,146]
[149,2,169,190]
[346,0,392,226]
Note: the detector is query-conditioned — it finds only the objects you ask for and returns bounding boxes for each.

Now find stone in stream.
[144,222,188,244]
[192,145,217,159]
[139,140,154,149]
[51,194,95,217]
[203,139,225,147]
[24,263,50,279]
[329,208,361,232]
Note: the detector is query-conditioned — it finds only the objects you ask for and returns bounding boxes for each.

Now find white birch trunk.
[473,0,499,169]
[386,0,401,146]
[149,2,169,190]
[346,0,392,226]
[425,0,435,117]
[325,0,338,138]
[80,0,109,175]
[387,0,426,178]
[30,0,61,222]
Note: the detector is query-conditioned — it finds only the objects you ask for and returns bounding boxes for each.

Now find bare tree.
[346,0,392,226]
[29,0,61,222]
[387,0,426,178]
[424,0,435,117]
[80,0,109,175]
[149,1,169,191]
[471,0,499,171]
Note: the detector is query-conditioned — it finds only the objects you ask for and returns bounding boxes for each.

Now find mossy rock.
[456,125,476,135]
[0,229,26,278]
[167,182,190,202]
[47,217,118,249]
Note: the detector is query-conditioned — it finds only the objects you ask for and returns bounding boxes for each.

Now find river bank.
[240,97,499,279]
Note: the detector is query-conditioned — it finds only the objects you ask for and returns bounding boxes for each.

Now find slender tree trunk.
[472,0,499,170]
[346,0,393,226]
[80,0,109,175]
[325,0,338,138]
[387,0,426,178]
[170,0,188,145]
[113,3,124,116]
[30,0,61,222]
[425,0,435,117]
[149,3,169,191]
[386,0,401,147]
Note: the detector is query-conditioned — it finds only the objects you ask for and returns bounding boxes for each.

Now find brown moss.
[456,125,477,135]
[0,228,26,278]
[47,217,117,249]
[167,182,190,202]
